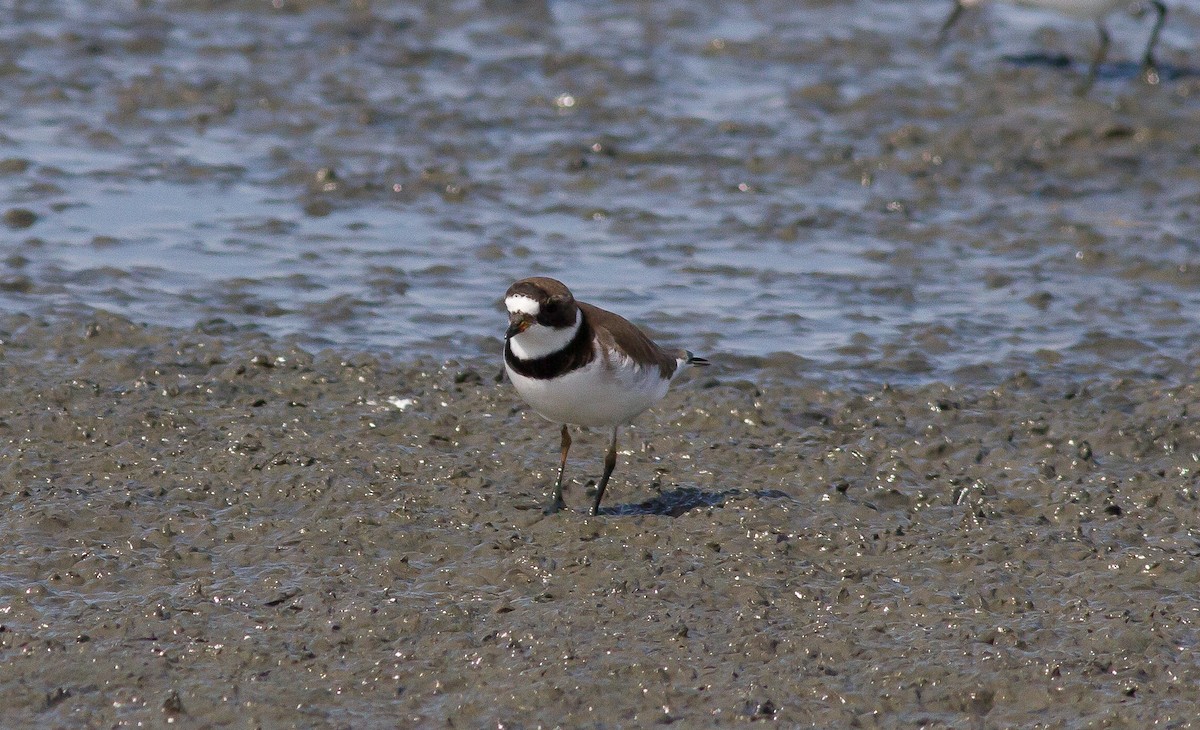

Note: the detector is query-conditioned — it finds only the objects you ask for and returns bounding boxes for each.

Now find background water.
[1,0,1198,382]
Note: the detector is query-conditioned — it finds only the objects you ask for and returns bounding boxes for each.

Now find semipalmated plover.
[503,277,708,515]
[938,0,1168,92]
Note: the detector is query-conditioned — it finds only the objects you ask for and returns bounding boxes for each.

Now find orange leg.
[546,424,570,514]
[590,426,619,516]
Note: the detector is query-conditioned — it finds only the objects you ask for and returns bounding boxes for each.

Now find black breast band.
[505,319,595,380]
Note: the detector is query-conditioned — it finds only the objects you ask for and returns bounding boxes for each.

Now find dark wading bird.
[937,0,1169,93]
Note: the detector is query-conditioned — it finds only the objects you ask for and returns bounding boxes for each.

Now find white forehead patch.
[505,295,541,316]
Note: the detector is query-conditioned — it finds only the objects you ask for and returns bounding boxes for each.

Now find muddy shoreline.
[2,2,1199,724]
[0,311,1196,727]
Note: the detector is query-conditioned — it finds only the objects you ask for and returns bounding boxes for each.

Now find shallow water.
[2,0,1197,383]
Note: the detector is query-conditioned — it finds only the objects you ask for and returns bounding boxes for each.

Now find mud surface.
[1,312,1199,727]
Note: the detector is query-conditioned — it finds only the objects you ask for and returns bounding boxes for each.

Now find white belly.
[506,356,673,427]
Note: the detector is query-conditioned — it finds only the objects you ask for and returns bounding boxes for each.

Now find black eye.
[537,296,574,327]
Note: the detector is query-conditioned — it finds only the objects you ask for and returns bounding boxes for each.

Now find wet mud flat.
[0,312,1198,728]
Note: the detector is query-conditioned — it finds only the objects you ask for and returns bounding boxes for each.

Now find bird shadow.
[1000,52,1199,82]
[600,487,792,517]
[1000,51,1073,69]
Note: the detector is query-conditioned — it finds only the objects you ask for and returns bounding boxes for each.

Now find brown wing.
[578,301,679,379]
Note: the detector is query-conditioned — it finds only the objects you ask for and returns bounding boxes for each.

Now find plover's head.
[504,277,579,342]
